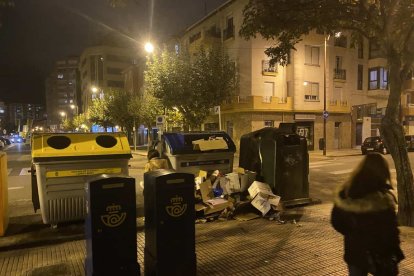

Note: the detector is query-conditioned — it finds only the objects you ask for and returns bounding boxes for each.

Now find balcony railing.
[334,68,346,80]
[222,95,293,111]
[262,96,272,103]
[205,27,221,39]
[262,60,277,75]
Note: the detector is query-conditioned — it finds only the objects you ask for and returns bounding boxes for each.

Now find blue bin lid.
[163,131,236,155]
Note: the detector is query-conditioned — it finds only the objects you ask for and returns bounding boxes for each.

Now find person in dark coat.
[331,152,404,276]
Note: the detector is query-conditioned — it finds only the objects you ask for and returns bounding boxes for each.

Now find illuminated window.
[305,46,319,66]
[304,82,319,101]
[369,67,388,90]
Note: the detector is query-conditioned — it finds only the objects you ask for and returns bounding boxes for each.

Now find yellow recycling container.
[31,132,132,226]
[0,152,9,236]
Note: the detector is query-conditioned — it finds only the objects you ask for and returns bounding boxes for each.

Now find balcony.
[333,68,346,81]
[221,96,293,112]
[402,104,414,116]
[262,60,277,76]
[328,99,349,113]
[403,78,414,91]
[367,89,389,99]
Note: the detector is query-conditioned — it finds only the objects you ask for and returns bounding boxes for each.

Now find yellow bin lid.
[31,132,132,162]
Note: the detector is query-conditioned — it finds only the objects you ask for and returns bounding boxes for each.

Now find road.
[3,144,412,219]
[309,153,400,202]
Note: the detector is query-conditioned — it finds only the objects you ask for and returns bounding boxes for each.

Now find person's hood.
[334,187,396,213]
[148,158,169,169]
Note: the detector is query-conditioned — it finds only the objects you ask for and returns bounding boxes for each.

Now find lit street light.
[60,111,67,120]
[144,42,154,53]
[70,104,78,116]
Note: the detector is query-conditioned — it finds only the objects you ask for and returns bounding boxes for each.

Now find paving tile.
[1,203,414,275]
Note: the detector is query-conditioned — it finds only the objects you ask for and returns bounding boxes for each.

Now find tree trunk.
[381,61,414,226]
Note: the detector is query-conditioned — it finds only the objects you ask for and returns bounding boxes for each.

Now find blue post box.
[85,175,140,276]
[144,170,196,276]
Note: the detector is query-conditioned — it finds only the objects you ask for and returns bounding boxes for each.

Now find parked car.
[406,135,414,151]
[0,137,11,145]
[361,136,388,155]
[9,134,24,143]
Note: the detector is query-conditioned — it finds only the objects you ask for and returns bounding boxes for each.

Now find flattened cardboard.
[192,137,228,151]
[198,179,229,215]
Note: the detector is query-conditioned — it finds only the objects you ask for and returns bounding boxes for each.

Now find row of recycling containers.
[15,125,310,275]
[29,123,310,226]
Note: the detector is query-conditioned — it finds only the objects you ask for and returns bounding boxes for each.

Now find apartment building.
[45,57,80,129]
[6,102,45,132]
[178,0,413,150]
[79,45,138,113]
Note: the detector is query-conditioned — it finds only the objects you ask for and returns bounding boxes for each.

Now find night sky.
[0,0,227,104]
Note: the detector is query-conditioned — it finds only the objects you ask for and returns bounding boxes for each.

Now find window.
[304,82,319,101]
[107,80,124,88]
[57,74,64,79]
[357,40,364,59]
[334,35,347,48]
[333,87,342,102]
[369,42,382,59]
[287,81,293,97]
[357,64,363,90]
[224,16,234,40]
[106,54,131,63]
[264,121,274,127]
[264,82,274,99]
[305,46,319,66]
[262,60,277,74]
[369,67,388,90]
[107,67,123,75]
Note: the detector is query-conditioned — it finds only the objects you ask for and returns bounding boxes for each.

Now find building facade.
[6,102,45,133]
[45,57,80,129]
[79,45,138,113]
[178,0,413,150]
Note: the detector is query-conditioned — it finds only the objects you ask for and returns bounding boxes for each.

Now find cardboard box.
[248,181,281,216]
[239,170,257,192]
[225,172,240,193]
[197,179,229,215]
[192,137,228,151]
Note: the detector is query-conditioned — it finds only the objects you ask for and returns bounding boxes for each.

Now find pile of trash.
[194,168,284,223]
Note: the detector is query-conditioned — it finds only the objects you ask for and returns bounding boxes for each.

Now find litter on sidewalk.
[194,168,284,223]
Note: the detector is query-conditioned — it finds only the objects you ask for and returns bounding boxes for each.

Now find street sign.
[214,106,220,114]
[156,115,165,127]
[323,110,329,119]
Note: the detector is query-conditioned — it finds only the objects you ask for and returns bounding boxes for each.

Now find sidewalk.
[3,146,414,276]
[1,203,414,275]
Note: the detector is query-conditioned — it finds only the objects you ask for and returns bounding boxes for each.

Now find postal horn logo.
[101,204,126,227]
[166,195,187,217]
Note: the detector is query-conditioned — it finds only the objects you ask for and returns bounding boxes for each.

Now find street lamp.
[322,32,341,156]
[323,35,328,156]
[60,111,67,120]
[144,42,154,53]
[70,104,78,116]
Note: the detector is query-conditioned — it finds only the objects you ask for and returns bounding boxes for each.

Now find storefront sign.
[294,114,316,121]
